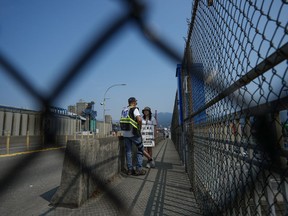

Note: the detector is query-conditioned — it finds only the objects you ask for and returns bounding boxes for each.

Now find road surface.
[0,148,65,215]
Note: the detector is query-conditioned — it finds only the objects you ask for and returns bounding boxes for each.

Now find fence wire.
[172,0,288,215]
[0,0,184,215]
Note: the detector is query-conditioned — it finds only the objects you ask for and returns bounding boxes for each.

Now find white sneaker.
[146,162,151,168]
[150,159,155,168]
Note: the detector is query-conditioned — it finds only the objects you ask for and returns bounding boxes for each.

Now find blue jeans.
[124,135,144,171]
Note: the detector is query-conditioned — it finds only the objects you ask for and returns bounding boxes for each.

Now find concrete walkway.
[42,139,202,216]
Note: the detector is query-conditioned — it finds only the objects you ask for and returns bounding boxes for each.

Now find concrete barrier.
[50,137,125,208]
[50,135,163,208]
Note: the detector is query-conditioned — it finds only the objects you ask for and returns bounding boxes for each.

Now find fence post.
[181,125,186,168]
[26,131,30,151]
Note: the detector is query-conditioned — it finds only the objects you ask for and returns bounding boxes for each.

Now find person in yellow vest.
[120,97,153,175]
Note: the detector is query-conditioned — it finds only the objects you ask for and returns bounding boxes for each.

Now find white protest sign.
[141,125,155,147]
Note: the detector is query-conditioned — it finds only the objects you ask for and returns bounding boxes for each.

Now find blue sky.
[0,0,192,120]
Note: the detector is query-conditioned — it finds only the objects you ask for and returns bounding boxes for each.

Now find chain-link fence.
[0,0,186,215]
[2,0,288,215]
[172,0,288,215]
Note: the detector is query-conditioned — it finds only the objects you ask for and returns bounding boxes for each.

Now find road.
[0,149,65,216]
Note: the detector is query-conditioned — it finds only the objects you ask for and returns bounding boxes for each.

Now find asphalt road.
[0,148,65,216]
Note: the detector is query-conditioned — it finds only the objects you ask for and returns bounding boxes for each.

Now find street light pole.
[102,84,126,137]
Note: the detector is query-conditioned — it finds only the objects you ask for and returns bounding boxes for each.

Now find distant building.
[68,105,76,113]
[76,100,88,116]
[105,115,112,125]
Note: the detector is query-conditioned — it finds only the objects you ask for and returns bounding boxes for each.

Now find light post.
[101,84,126,137]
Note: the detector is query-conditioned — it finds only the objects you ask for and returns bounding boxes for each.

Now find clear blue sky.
[0,0,192,120]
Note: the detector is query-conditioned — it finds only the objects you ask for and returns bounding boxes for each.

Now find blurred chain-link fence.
[0,0,185,215]
[172,0,288,215]
[1,0,288,215]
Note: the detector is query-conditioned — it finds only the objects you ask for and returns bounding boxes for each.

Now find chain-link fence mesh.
[1,0,288,215]
[0,0,186,215]
[172,0,288,215]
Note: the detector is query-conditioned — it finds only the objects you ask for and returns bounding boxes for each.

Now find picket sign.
[141,125,155,147]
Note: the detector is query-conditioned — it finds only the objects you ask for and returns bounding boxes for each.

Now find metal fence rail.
[172,0,288,215]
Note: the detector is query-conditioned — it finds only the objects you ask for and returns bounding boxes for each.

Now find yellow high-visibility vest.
[120,107,139,131]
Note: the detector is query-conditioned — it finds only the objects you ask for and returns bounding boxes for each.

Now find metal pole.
[103,98,106,137]
[102,83,126,137]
